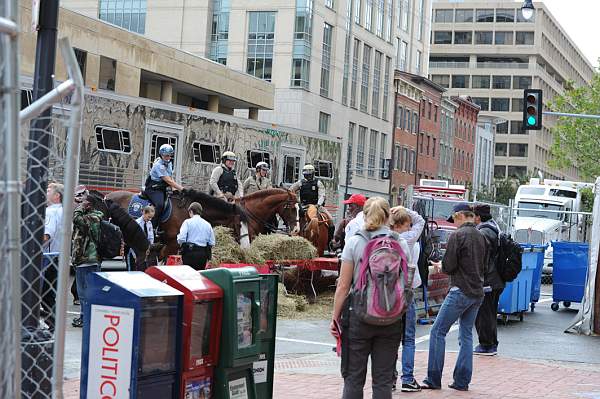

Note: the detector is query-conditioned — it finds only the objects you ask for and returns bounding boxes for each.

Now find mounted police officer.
[143,144,184,228]
[209,151,243,202]
[243,161,272,195]
[290,164,335,242]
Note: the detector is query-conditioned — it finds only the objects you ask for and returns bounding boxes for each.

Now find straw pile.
[248,234,317,261]
[211,226,248,265]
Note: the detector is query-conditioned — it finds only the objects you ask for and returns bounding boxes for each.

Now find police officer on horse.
[243,161,272,195]
[143,144,184,228]
[209,151,243,202]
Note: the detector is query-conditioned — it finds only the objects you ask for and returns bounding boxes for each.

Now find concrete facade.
[474,113,500,194]
[429,0,595,181]
[19,0,274,114]
[451,96,479,186]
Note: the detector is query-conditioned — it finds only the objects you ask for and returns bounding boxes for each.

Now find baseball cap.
[447,202,473,223]
[343,194,367,207]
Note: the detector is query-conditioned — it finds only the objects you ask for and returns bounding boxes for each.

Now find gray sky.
[537,0,599,67]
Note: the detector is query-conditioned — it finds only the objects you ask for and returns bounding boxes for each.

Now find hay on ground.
[249,234,317,261]
[211,226,246,265]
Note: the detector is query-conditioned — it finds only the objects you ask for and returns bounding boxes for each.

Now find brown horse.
[239,188,299,240]
[301,205,332,256]
[106,188,248,258]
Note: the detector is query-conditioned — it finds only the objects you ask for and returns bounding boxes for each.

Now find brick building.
[451,96,480,186]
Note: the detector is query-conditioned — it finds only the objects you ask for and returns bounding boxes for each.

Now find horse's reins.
[241,192,298,234]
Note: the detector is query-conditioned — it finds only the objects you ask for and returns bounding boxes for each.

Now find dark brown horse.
[239,188,299,240]
[106,189,248,257]
[301,205,332,256]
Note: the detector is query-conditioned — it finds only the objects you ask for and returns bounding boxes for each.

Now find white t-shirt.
[344,211,365,238]
[44,203,63,253]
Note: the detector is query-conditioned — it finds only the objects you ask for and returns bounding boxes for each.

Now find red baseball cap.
[343,194,367,207]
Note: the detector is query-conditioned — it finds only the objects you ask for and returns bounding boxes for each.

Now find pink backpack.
[352,231,412,326]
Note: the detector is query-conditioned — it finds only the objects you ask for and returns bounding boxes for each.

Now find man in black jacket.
[473,204,504,356]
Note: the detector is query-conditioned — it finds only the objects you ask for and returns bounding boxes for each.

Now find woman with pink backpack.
[331,197,414,399]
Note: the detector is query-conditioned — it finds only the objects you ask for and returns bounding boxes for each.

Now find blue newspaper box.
[80,272,184,399]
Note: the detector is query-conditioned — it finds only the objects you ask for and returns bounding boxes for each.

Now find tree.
[549,69,600,180]
[493,178,520,205]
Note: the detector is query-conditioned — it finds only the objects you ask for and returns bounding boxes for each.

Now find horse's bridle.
[241,190,299,234]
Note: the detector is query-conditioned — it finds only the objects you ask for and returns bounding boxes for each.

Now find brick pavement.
[63,351,600,398]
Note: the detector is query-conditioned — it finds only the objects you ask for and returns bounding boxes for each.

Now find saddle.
[128,193,173,223]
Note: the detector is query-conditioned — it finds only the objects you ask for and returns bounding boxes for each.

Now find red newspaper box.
[146,266,223,399]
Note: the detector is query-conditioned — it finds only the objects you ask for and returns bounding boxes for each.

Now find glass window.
[375,0,384,37]
[513,76,532,89]
[497,120,509,134]
[416,0,424,41]
[409,150,416,173]
[455,9,473,22]
[209,0,230,64]
[434,9,453,23]
[99,0,147,34]
[491,98,510,111]
[372,51,382,116]
[476,9,494,22]
[496,9,515,22]
[494,165,506,178]
[383,56,391,120]
[434,31,452,44]
[516,31,534,45]
[475,31,493,45]
[360,45,372,113]
[379,133,387,177]
[495,31,513,45]
[492,75,511,89]
[431,74,450,88]
[508,166,527,178]
[509,143,528,157]
[512,98,523,112]
[472,97,489,111]
[95,126,132,153]
[236,293,254,349]
[246,150,271,168]
[368,130,378,177]
[355,0,362,24]
[291,58,310,89]
[99,56,116,91]
[397,40,408,71]
[193,142,221,163]
[394,145,401,170]
[247,11,276,81]
[320,23,333,97]
[472,75,490,89]
[365,0,373,31]
[356,126,367,174]
[74,48,87,80]
[401,0,409,31]
[510,120,527,134]
[350,39,360,108]
[454,31,472,44]
[314,160,334,178]
[385,0,393,41]
[189,302,214,360]
[318,112,330,134]
[452,75,469,88]
[283,154,301,183]
[395,106,404,128]
[413,112,419,134]
[495,143,507,156]
[415,50,422,75]
[347,122,355,169]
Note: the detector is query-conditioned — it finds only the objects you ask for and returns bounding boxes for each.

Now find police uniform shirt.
[135,216,154,245]
[150,159,173,182]
[44,203,63,253]
[177,215,216,247]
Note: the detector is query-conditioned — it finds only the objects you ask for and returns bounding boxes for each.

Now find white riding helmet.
[222,151,237,162]
[302,164,315,177]
[256,161,270,171]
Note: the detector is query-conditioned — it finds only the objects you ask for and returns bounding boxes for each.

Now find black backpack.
[97,220,123,259]
[496,233,523,282]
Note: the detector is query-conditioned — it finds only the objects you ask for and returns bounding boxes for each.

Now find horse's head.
[274,190,300,233]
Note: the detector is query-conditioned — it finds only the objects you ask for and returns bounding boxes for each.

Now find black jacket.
[442,222,488,298]
[477,220,505,290]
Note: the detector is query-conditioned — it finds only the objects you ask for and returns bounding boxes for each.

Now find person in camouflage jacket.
[71,196,104,328]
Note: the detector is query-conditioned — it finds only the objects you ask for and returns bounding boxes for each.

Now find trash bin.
[497,245,537,322]
[551,241,589,311]
[526,244,548,312]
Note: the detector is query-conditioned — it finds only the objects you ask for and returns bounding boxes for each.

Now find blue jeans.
[424,289,483,389]
[75,263,101,318]
[401,300,417,384]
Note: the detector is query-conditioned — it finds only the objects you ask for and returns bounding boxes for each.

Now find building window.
[320,23,333,97]
[372,51,382,116]
[513,76,532,89]
[475,31,493,45]
[325,0,333,8]
[412,112,418,133]
[395,106,404,128]
[495,31,513,45]
[95,126,132,153]
[99,0,146,34]
[292,59,311,89]
[428,102,432,119]
[368,130,378,177]
[405,110,411,132]
[382,56,391,120]
[314,160,334,178]
[246,150,271,168]
[400,0,409,31]
[375,0,384,37]
[416,0,424,41]
[355,0,362,24]
[192,142,221,164]
[402,147,409,172]
[455,9,473,22]
[379,133,387,177]
[496,9,515,22]
[494,165,506,178]
[434,31,452,44]
[394,145,401,170]
[497,120,509,134]
[434,9,453,23]
[491,98,510,111]
[434,106,438,122]
[397,39,408,71]
[476,9,494,22]
[516,31,534,45]
[356,126,367,174]
[492,75,511,89]
[350,39,360,108]
[247,11,276,81]
[512,98,524,112]
[365,0,373,31]
[73,48,87,80]
[509,143,528,157]
[415,50,422,75]
[209,0,230,64]
[454,31,472,45]
[360,45,372,113]
[432,138,437,157]
[472,75,490,89]
[409,150,416,173]
[432,74,450,88]
[385,0,392,41]
[452,75,469,88]
[291,1,312,89]
[283,154,301,184]
[318,112,330,134]
[510,120,527,134]
[495,143,507,156]
[99,56,116,91]
[348,122,355,169]
[508,166,527,178]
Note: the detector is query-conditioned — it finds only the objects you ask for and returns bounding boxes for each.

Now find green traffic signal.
[527,115,536,126]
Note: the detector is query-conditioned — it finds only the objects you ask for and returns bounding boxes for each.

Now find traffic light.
[522,89,543,130]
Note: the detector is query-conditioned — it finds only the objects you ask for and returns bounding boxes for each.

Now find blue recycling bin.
[526,245,548,311]
[497,246,537,321]
[551,241,589,311]
[80,272,184,399]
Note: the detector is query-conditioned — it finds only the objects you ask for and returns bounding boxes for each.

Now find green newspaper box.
[254,274,279,399]
[201,267,261,399]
